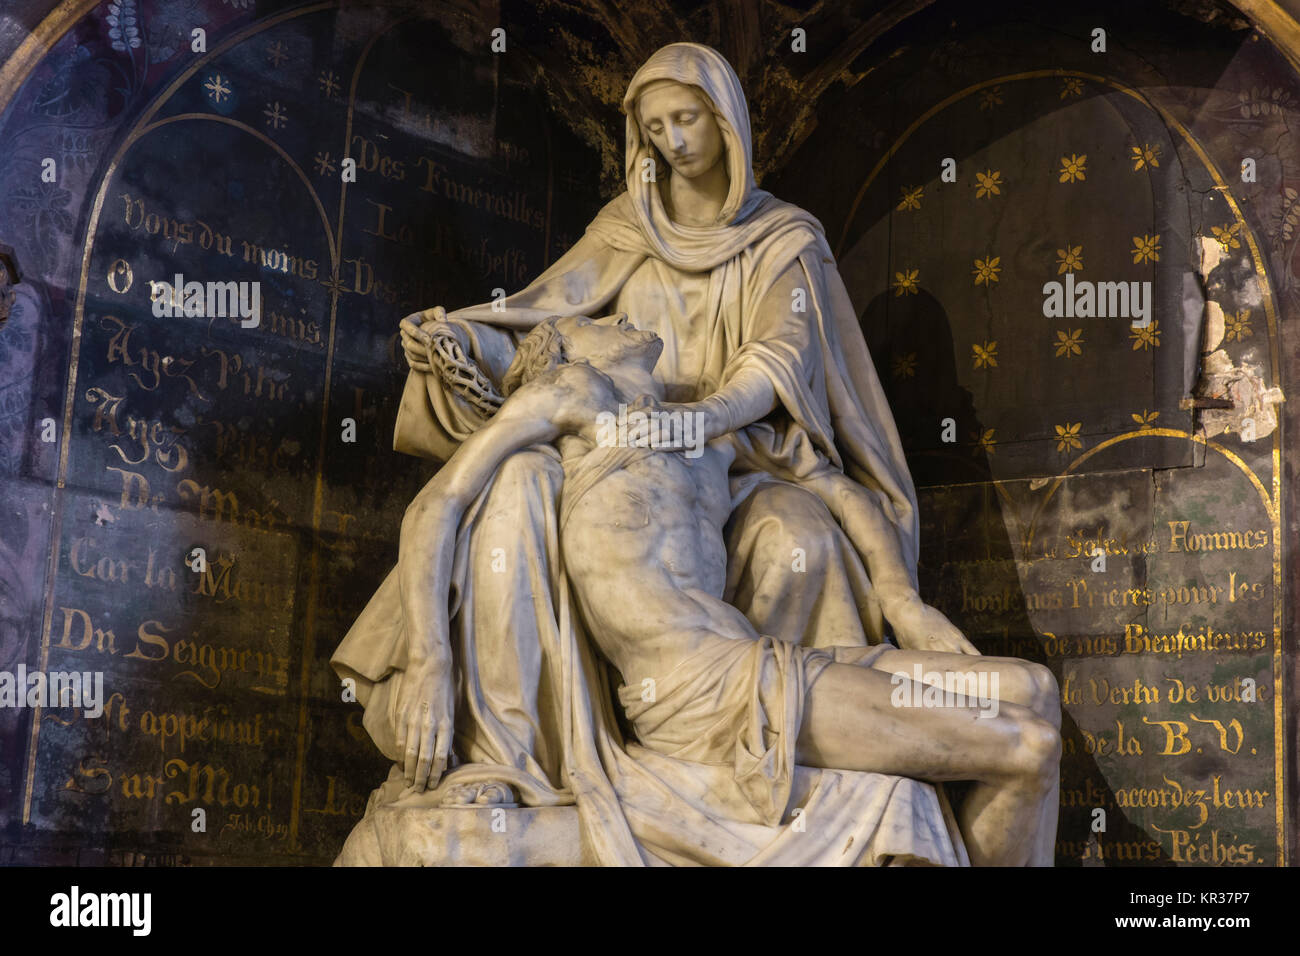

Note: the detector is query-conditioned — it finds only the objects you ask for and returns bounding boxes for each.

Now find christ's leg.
[796,661,1061,866]
[865,648,1061,864]
[867,649,1060,724]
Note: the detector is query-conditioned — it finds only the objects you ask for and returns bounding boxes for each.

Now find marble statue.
[333,42,1061,866]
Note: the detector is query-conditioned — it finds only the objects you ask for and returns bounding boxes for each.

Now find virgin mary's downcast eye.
[644,112,695,134]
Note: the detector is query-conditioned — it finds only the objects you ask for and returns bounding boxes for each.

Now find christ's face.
[557,313,662,372]
[637,82,725,180]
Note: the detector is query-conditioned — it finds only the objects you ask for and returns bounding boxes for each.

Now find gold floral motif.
[1060,77,1084,99]
[1056,244,1083,274]
[972,255,1001,286]
[1131,409,1160,429]
[1132,234,1161,264]
[1054,423,1083,452]
[892,352,918,379]
[1130,320,1161,350]
[1059,153,1087,184]
[892,269,919,296]
[975,169,1004,199]
[972,428,997,456]
[1130,144,1161,170]
[979,86,1003,111]
[897,186,923,211]
[1211,222,1242,250]
[972,341,998,369]
[1225,309,1253,341]
[1054,329,1084,357]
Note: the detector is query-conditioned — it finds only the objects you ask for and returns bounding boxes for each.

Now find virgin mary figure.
[333,43,1044,866]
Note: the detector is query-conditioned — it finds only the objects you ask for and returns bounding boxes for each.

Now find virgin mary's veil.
[622,42,761,227]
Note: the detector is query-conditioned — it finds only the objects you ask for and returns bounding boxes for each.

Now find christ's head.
[501,313,662,396]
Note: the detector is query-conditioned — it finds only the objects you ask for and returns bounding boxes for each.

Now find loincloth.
[617,635,890,827]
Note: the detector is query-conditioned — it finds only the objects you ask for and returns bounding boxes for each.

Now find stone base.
[334,805,589,866]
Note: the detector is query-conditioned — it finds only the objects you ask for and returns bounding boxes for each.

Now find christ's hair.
[501,316,570,396]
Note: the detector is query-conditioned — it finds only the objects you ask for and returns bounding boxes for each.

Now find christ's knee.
[1004,713,1061,793]
[1022,663,1061,729]
[985,660,1061,728]
[1000,661,1061,728]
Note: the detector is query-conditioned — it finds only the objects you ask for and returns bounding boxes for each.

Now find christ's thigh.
[867,648,1060,725]
[796,661,1056,783]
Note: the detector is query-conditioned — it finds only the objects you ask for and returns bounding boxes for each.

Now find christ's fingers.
[430,723,451,788]
[413,724,435,793]
[394,717,408,778]
[401,711,424,787]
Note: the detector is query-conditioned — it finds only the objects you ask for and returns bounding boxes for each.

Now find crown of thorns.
[424,325,504,416]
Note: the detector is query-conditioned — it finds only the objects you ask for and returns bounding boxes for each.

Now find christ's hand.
[394,656,455,792]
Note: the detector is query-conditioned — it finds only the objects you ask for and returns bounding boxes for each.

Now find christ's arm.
[394,389,563,791]
[400,395,563,668]
[394,363,617,791]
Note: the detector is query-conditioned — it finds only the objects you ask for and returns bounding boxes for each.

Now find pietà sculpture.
[333,42,1061,867]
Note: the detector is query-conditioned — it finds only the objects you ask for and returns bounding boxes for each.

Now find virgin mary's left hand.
[887,593,981,655]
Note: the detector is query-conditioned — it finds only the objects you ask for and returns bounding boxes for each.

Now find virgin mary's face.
[637,82,725,180]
